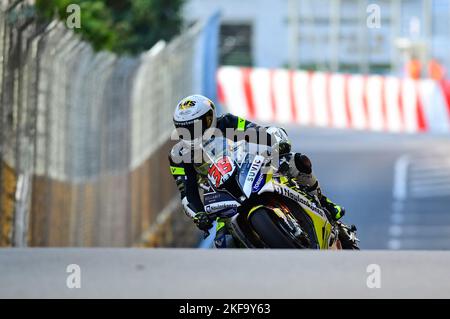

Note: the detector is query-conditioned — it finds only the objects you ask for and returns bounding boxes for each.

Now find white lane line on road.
[387,239,401,250]
[389,156,410,249]
[390,153,450,249]
[390,212,404,224]
[408,154,450,199]
[393,155,410,201]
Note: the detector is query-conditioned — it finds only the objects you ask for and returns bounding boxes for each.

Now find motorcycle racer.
[169,94,359,249]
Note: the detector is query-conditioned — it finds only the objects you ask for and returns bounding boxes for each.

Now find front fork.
[265,201,341,250]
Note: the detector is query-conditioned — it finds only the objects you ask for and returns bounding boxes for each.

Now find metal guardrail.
[0,1,216,247]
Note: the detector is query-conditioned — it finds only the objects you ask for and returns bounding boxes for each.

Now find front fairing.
[203,189,240,217]
[236,153,266,198]
[201,137,269,217]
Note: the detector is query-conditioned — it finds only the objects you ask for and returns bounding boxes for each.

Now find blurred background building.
[184,0,449,79]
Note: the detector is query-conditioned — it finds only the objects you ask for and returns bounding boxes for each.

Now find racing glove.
[267,127,292,156]
[193,212,213,232]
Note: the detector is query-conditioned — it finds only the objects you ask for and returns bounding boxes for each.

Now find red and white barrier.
[217,66,450,134]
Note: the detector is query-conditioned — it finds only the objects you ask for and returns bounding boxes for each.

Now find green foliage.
[35,0,184,54]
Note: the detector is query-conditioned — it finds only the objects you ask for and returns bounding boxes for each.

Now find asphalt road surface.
[1,248,450,298]
[287,126,450,250]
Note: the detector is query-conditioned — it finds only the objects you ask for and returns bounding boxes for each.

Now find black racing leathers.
[168,113,273,218]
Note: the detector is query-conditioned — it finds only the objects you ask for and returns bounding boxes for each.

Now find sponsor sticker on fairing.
[242,155,264,197]
[252,172,265,193]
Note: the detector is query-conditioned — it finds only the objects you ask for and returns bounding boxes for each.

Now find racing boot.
[214,218,237,248]
[336,221,360,250]
[319,195,359,249]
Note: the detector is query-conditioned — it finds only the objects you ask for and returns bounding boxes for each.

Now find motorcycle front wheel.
[248,208,298,248]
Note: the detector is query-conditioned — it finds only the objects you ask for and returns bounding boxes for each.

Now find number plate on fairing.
[207,156,235,188]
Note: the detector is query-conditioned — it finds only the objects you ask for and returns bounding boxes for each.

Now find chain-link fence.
[0,0,218,246]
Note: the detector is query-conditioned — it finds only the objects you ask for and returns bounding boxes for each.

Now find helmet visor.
[174,109,214,143]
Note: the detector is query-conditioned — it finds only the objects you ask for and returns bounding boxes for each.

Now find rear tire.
[248,208,298,248]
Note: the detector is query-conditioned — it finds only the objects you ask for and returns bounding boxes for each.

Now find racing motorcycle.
[200,136,345,249]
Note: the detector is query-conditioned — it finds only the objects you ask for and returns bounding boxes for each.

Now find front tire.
[248,208,297,248]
